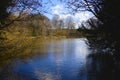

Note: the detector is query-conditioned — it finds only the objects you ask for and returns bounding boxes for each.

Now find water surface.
[1,38,90,80]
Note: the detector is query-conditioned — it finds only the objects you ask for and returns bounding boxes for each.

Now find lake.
[0,38,90,80]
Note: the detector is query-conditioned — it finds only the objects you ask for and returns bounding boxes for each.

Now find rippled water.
[1,38,90,80]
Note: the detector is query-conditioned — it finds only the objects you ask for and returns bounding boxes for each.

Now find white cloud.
[75,12,92,22]
[51,4,64,15]
[50,4,93,28]
[51,5,63,10]
[59,14,71,19]
[74,12,93,28]
[51,4,92,20]
[51,4,73,20]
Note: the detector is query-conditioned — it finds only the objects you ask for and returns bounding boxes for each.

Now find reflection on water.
[0,38,90,80]
[82,37,120,80]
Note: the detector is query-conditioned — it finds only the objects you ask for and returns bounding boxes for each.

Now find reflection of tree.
[0,39,48,80]
[79,37,120,80]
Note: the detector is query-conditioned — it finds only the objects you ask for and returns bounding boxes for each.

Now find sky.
[42,0,94,28]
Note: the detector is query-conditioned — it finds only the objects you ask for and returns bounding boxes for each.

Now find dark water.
[0,38,90,80]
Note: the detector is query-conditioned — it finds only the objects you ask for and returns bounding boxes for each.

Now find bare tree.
[65,16,75,29]
[0,0,48,29]
[51,15,60,29]
[64,16,75,36]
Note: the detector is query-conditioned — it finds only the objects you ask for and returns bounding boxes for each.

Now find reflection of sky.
[34,68,61,80]
[12,38,90,80]
[74,39,89,60]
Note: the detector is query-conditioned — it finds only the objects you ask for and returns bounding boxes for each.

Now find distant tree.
[0,0,46,29]
[25,14,50,36]
[58,19,65,29]
[65,16,75,29]
[51,15,60,29]
[64,16,75,36]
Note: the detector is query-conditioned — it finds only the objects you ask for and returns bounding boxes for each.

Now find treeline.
[0,13,83,40]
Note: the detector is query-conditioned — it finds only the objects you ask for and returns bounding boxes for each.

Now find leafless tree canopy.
[0,0,47,29]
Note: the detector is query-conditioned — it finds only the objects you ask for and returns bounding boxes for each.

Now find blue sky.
[42,0,93,28]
